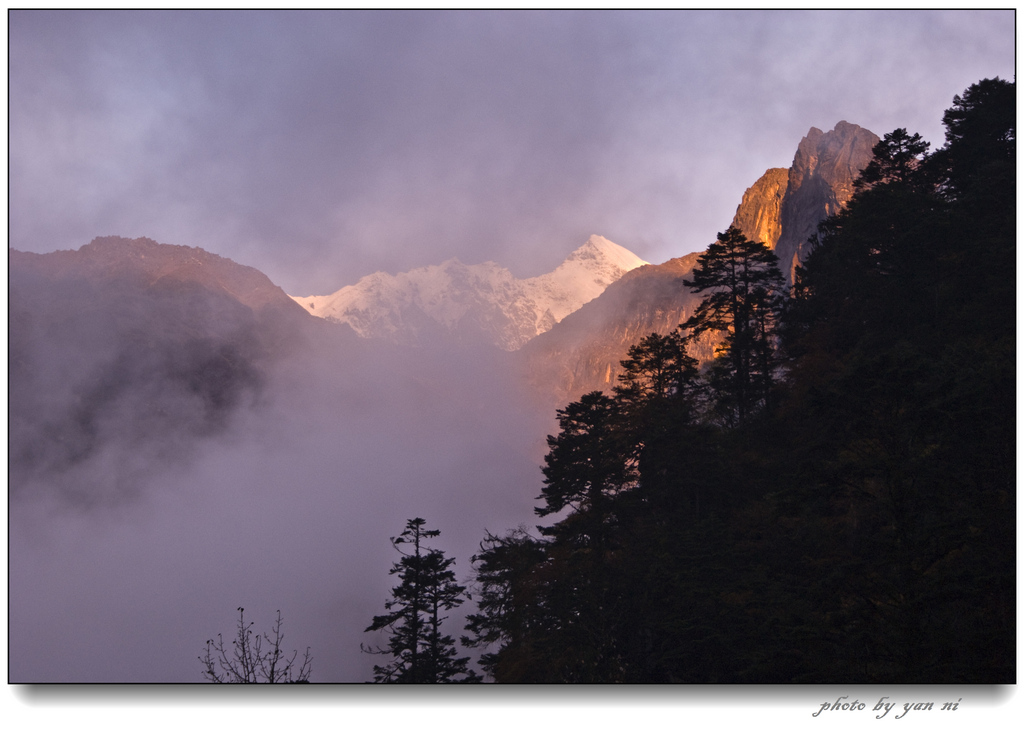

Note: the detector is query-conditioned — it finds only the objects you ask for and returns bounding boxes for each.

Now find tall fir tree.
[364,518,480,682]
[682,226,785,424]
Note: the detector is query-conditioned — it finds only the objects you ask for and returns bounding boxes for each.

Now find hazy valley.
[10,81,1015,685]
[7,120,885,681]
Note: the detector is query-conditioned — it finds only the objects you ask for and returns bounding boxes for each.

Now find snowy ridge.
[290,235,648,351]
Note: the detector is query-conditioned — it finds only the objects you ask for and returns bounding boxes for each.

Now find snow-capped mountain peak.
[290,236,648,350]
[526,235,648,324]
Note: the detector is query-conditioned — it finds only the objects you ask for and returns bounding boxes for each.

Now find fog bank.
[10,332,552,682]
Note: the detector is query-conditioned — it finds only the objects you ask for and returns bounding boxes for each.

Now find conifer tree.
[535,391,637,548]
[854,127,930,190]
[462,528,551,681]
[363,518,480,683]
[682,226,785,423]
[613,328,700,412]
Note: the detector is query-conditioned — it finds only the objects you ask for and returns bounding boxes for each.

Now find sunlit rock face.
[732,167,790,251]
[290,235,648,351]
[522,122,879,406]
[733,121,879,283]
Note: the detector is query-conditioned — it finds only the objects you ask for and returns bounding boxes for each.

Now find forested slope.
[462,78,1015,684]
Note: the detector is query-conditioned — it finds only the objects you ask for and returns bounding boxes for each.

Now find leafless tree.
[200,607,312,682]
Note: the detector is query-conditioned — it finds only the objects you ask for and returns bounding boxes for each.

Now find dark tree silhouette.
[854,127,930,190]
[465,78,1014,684]
[462,527,551,681]
[932,76,1016,199]
[200,607,312,683]
[682,226,785,423]
[537,391,636,528]
[364,518,480,683]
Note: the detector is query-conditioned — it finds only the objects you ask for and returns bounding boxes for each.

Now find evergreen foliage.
[364,518,480,683]
[855,127,930,190]
[464,78,1015,683]
[682,227,786,424]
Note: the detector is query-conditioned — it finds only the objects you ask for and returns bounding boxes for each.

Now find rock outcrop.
[522,121,879,406]
[734,121,878,282]
[731,167,790,252]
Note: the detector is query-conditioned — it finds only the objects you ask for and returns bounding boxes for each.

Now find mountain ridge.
[290,234,648,351]
[9,121,881,424]
[8,235,337,503]
[521,121,879,404]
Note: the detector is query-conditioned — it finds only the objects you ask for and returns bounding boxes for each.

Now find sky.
[8,9,1016,296]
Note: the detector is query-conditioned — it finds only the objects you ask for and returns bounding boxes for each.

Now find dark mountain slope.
[9,236,334,504]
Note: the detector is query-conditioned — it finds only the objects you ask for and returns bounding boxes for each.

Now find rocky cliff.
[522,122,878,406]
[731,167,790,252]
[735,121,878,282]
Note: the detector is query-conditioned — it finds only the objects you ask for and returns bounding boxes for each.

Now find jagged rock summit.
[291,235,648,351]
[732,121,879,282]
[522,121,879,405]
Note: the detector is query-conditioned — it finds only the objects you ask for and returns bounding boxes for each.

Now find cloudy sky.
[9,9,1016,295]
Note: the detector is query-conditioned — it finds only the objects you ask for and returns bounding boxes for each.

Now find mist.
[9,321,553,682]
